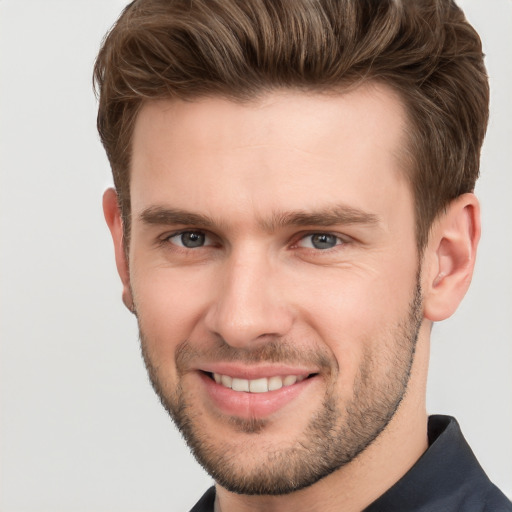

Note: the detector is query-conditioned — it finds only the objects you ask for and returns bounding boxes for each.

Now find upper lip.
[197,363,317,380]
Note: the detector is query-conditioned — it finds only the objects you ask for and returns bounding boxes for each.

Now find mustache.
[174,337,336,375]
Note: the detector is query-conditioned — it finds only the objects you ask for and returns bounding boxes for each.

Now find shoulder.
[365,416,512,512]
[189,486,216,512]
[480,484,512,512]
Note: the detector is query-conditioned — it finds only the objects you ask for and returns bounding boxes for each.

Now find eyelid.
[158,228,351,250]
[161,228,215,247]
[293,231,350,249]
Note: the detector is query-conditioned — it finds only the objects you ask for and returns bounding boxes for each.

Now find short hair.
[94,0,489,251]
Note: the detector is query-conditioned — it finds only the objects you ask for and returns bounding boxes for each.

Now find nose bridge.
[205,244,292,348]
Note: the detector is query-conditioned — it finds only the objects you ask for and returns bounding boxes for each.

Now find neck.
[215,326,431,512]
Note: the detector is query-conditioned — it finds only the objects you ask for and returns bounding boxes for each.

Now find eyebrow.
[262,206,379,231]
[140,207,218,229]
[139,204,379,232]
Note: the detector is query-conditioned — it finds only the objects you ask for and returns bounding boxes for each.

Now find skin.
[104,84,480,512]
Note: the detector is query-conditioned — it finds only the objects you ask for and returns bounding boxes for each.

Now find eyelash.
[293,232,346,250]
[160,229,349,252]
[160,230,216,249]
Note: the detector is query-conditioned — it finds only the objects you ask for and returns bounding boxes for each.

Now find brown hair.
[94,0,489,250]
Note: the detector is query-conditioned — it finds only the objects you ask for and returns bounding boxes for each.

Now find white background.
[0,1,510,510]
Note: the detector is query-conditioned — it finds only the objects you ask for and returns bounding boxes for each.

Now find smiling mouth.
[205,372,317,393]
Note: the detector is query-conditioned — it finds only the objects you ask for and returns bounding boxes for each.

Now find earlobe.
[422,193,481,322]
[102,188,134,313]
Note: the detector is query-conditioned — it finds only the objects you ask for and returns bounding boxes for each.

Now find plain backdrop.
[0,1,511,510]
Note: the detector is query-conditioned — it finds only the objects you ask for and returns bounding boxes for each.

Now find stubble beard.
[138,280,423,496]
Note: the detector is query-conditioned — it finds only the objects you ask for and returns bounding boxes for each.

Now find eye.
[168,231,211,248]
[297,233,342,250]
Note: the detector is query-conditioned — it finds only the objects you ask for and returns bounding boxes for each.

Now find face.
[126,86,423,495]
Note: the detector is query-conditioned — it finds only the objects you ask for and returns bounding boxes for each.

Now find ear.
[422,193,481,322]
[103,188,134,313]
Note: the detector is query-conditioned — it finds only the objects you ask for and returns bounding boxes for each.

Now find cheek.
[132,267,211,363]
[296,261,415,333]
[291,258,417,384]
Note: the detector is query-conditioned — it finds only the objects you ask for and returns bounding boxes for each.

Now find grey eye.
[311,234,338,249]
[299,233,340,250]
[171,231,207,248]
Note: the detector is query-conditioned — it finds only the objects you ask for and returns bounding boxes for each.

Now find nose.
[204,249,293,349]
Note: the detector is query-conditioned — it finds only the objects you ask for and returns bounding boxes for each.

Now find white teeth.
[212,373,308,393]
[283,375,297,387]
[249,378,268,393]
[232,378,250,392]
[268,376,283,391]
[221,375,232,388]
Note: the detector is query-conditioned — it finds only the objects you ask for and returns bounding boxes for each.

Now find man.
[95,0,512,510]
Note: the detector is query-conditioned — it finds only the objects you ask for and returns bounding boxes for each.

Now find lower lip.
[199,372,316,419]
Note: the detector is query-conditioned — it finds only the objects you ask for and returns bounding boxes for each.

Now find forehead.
[129,84,410,222]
